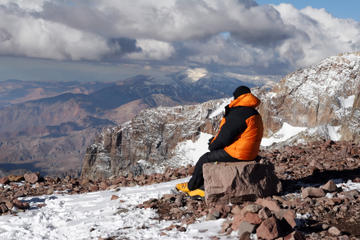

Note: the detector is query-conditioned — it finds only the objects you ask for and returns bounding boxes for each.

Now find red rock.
[0,203,8,213]
[24,173,39,184]
[284,231,306,240]
[80,178,90,185]
[12,199,30,210]
[24,172,39,184]
[99,181,109,190]
[231,214,244,231]
[328,226,341,236]
[0,177,9,185]
[203,162,281,205]
[111,195,119,200]
[256,217,280,240]
[258,207,272,219]
[47,188,54,195]
[243,212,262,225]
[239,231,251,240]
[321,180,337,192]
[237,221,256,238]
[37,203,46,208]
[220,220,232,233]
[14,190,26,198]
[301,187,325,198]
[5,201,13,210]
[89,185,99,192]
[231,205,242,215]
[255,198,281,212]
[276,209,296,228]
[8,175,24,182]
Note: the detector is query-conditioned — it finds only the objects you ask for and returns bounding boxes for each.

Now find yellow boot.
[175,182,190,193]
[188,189,205,199]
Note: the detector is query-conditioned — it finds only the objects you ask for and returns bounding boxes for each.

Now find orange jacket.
[209,93,263,160]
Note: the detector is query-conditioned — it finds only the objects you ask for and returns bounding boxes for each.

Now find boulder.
[321,180,338,192]
[0,177,9,185]
[301,187,326,198]
[256,217,280,240]
[24,172,40,184]
[203,162,282,205]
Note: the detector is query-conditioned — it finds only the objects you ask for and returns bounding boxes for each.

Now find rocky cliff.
[259,52,360,143]
[81,99,228,180]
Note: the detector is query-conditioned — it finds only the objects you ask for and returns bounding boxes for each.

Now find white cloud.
[273,4,360,67]
[0,8,112,60]
[0,0,48,12]
[0,0,359,74]
[126,39,175,60]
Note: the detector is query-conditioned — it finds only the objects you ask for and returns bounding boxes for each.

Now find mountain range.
[0,71,254,176]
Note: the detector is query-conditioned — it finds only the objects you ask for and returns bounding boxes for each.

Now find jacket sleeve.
[208,112,247,151]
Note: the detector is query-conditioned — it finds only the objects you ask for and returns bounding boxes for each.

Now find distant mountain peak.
[185,68,208,82]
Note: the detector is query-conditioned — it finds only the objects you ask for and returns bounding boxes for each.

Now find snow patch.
[338,180,360,192]
[261,123,307,147]
[172,132,213,166]
[339,95,355,109]
[327,125,341,141]
[261,123,343,146]
[209,99,230,118]
[186,68,208,82]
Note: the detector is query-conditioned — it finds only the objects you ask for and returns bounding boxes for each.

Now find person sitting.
[176,86,264,198]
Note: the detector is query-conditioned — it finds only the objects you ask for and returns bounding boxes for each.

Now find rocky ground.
[0,140,359,239]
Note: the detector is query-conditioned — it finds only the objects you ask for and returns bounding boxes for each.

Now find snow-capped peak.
[185,68,208,82]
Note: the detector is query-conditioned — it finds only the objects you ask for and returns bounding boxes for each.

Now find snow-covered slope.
[0,178,228,240]
[0,177,359,239]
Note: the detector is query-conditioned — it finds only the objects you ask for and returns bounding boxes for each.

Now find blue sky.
[0,0,359,82]
[257,0,360,21]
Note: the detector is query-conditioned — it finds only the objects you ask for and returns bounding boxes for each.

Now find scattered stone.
[301,187,326,198]
[237,221,256,237]
[243,212,262,225]
[284,231,306,240]
[239,231,251,240]
[255,198,281,212]
[220,220,232,234]
[321,180,338,192]
[12,199,30,210]
[37,203,46,208]
[241,204,262,214]
[276,209,296,228]
[0,177,9,185]
[24,172,39,184]
[258,207,272,220]
[231,205,242,215]
[47,188,54,195]
[111,195,119,200]
[256,217,280,240]
[8,175,24,182]
[328,226,341,236]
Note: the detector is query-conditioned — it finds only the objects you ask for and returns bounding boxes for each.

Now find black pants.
[188,149,239,191]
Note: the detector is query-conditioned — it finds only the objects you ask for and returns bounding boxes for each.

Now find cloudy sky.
[0,0,359,82]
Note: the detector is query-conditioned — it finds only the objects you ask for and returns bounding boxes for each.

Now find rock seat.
[203,161,282,205]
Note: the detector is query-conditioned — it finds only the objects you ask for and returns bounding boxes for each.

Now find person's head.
[233,86,251,99]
